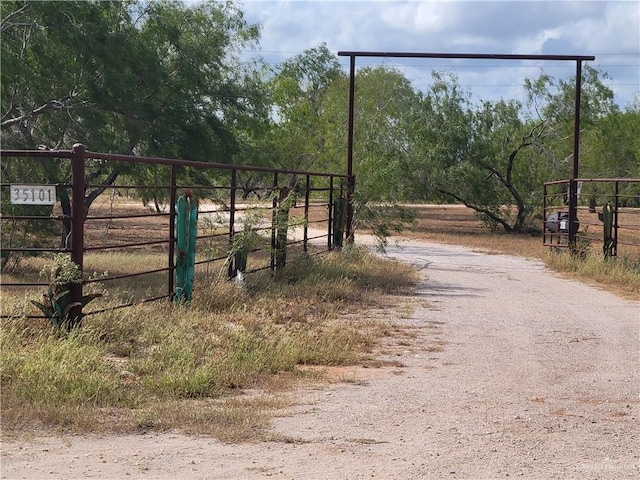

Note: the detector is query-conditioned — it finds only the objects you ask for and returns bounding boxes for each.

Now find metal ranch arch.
[337,51,596,243]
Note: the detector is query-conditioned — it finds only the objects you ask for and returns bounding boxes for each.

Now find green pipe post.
[174,190,198,303]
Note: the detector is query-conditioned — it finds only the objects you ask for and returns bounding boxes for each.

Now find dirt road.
[2,239,639,479]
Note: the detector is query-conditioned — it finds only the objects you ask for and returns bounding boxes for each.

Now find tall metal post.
[304,174,310,252]
[568,60,584,245]
[613,180,619,257]
[270,172,278,273]
[328,176,334,251]
[69,143,86,326]
[345,55,356,243]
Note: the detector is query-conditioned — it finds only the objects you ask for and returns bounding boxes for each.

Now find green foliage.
[319,65,421,242]
[355,204,416,252]
[1,0,261,153]
[230,208,266,274]
[581,107,640,180]
[265,43,344,172]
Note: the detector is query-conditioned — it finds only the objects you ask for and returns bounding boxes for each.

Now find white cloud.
[513,28,563,54]
[568,1,639,53]
[378,1,457,34]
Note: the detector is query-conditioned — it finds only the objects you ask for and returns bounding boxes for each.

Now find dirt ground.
[1,238,639,480]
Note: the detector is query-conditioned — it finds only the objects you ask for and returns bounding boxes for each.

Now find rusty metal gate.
[543,178,640,257]
[1,144,352,320]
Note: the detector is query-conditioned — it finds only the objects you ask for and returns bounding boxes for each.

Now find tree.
[1,0,265,267]
[1,0,263,211]
[400,67,625,233]
[318,65,421,245]
[403,72,545,232]
[265,43,344,173]
[402,71,474,201]
[579,105,640,206]
[581,107,640,180]
[521,65,635,208]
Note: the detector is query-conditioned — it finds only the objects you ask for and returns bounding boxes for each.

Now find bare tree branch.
[0,2,31,33]
[84,168,121,212]
[461,121,547,232]
[436,188,513,232]
[1,94,89,129]
[1,12,36,123]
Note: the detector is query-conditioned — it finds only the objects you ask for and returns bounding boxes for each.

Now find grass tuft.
[545,250,640,297]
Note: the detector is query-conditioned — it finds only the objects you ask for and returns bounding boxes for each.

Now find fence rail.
[1,144,352,321]
[543,178,640,258]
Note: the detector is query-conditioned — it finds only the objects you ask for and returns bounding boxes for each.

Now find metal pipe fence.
[1,144,351,320]
[543,178,640,258]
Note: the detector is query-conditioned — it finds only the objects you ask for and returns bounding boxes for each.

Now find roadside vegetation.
[544,250,640,299]
[0,246,418,439]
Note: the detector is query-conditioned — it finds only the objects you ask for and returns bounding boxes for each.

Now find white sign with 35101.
[10,184,56,205]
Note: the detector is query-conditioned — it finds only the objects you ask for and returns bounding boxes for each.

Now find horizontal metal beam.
[0,149,73,158]
[0,149,349,180]
[337,51,595,61]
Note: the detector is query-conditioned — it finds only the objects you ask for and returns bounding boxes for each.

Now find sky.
[235,0,640,108]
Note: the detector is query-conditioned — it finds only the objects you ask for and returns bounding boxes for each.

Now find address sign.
[10,184,56,205]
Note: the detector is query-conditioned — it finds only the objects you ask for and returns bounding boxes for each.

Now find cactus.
[597,201,615,258]
[175,191,198,303]
[30,254,101,329]
[332,198,346,248]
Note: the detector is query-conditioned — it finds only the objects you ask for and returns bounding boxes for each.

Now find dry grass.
[0,246,418,440]
[403,205,548,258]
